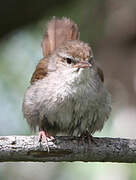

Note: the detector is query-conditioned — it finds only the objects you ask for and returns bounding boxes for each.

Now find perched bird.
[22,17,112,147]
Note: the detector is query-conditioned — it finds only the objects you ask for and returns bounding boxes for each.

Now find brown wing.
[96,66,104,82]
[31,57,48,84]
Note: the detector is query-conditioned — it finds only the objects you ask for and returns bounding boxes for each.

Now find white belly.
[23,67,111,135]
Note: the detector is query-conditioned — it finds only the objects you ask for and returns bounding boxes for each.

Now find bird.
[22,17,112,149]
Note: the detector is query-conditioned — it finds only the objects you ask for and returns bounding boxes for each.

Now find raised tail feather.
[42,17,80,57]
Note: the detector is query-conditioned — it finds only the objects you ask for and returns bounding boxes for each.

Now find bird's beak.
[73,61,92,69]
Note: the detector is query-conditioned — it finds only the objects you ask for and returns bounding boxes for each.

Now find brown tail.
[42,17,80,57]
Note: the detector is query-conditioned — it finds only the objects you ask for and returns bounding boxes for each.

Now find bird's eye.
[66,58,72,64]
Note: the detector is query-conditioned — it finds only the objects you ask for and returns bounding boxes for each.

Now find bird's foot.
[38,130,54,152]
[80,131,97,144]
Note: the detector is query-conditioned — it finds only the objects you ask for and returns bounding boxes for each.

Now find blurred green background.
[1,0,136,179]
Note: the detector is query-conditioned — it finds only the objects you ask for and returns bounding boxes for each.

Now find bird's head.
[47,40,95,74]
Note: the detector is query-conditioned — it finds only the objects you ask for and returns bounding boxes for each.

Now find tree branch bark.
[0,136,135,163]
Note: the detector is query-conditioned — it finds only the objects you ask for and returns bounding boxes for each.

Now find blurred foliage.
[1,0,136,179]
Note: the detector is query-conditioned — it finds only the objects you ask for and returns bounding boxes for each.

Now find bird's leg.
[38,130,54,152]
[80,130,97,144]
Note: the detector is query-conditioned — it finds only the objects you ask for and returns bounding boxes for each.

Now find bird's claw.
[80,131,97,144]
[38,130,54,152]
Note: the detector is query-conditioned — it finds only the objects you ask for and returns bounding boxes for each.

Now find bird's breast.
[23,68,111,134]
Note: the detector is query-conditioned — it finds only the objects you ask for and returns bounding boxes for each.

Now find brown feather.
[97,66,104,82]
[31,57,48,84]
[42,17,79,57]
[31,17,80,83]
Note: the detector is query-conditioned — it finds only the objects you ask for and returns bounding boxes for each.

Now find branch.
[0,136,135,163]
